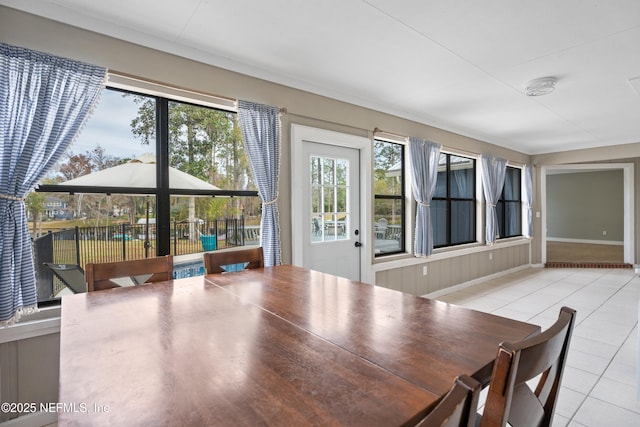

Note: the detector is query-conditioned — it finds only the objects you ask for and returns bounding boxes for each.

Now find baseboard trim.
[422,264,535,299]
[546,237,623,246]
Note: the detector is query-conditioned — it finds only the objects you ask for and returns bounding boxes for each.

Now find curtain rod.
[108,70,287,115]
[373,127,527,166]
[373,127,408,142]
[108,69,236,103]
[374,127,479,157]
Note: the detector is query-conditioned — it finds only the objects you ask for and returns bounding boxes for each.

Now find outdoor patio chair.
[85,255,173,292]
[375,218,388,239]
[43,263,87,294]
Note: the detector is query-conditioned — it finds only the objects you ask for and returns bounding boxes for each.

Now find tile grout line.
[558,270,640,424]
[439,268,640,426]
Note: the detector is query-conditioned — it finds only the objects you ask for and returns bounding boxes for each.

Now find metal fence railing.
[33,218,254,301]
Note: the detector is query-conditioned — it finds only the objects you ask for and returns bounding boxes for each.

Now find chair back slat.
[505,384,545,426]
[203,247,264,274]
[480,306,576,427]
[415,374,481,427]
[511,315,573,384]
[86,255,173,292]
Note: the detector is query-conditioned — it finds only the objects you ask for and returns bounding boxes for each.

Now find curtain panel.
[237,100,282,267]
[409,137,441,257]
[0,43,106,325]
[480,155,507,245]
[523,164,533,238]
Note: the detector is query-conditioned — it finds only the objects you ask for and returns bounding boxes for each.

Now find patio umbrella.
[60,153,220,252]
[60,153,220,191]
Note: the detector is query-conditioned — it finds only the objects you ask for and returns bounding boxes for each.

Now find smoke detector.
[524,77,558,96]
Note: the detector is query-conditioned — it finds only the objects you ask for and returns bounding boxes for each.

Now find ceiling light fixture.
[524,76,558,96]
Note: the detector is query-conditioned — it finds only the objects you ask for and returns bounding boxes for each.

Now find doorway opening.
[542,164,634,268]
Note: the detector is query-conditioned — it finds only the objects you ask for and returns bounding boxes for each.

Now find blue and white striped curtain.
[0,44,106,325]
[481,155,507,245]
[523,164,533,238]
[237,100,281,267]
[409,137,441,257]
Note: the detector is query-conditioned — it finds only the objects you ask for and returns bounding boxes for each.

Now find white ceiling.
[3,0,640,155]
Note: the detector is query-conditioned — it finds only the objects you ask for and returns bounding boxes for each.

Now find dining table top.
[58,264,540,426]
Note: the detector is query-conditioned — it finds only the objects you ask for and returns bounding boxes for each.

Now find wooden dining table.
[58,265,540,426]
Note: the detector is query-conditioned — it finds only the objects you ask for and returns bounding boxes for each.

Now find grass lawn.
[50,236,234,268]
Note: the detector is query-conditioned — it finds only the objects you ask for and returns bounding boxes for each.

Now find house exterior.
[43,196,73,220]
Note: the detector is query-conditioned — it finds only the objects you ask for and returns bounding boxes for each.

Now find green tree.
[208,198,234,220]
[374,141,402,184]
[128,95,257,222]
[374,141,403,223]
[128,96,253,191]
[89,145,125,170]
[25,191,46,238]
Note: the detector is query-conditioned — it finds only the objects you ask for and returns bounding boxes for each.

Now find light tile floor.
[430,267,640,427]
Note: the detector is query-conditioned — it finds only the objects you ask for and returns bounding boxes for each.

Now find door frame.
[541,163,635,265]
[291,124,373,284]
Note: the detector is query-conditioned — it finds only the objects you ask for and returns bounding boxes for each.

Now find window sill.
[0,306,61,344]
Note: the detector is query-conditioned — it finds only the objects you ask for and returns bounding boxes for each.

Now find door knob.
[354,241,362,247]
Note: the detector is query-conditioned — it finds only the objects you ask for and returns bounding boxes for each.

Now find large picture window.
[33,86,259,302]
[497,166,522,238]
[373,140,405,256]
[432,153,476,247]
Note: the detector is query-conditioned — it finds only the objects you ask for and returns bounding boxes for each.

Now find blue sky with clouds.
[69,89,154,159]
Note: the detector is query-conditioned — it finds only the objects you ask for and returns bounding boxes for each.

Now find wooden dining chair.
[203,247,264,274]
[479,306,576,427]
[85,255,173,292]
[415,374,481,427]
[375,217,388,239]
